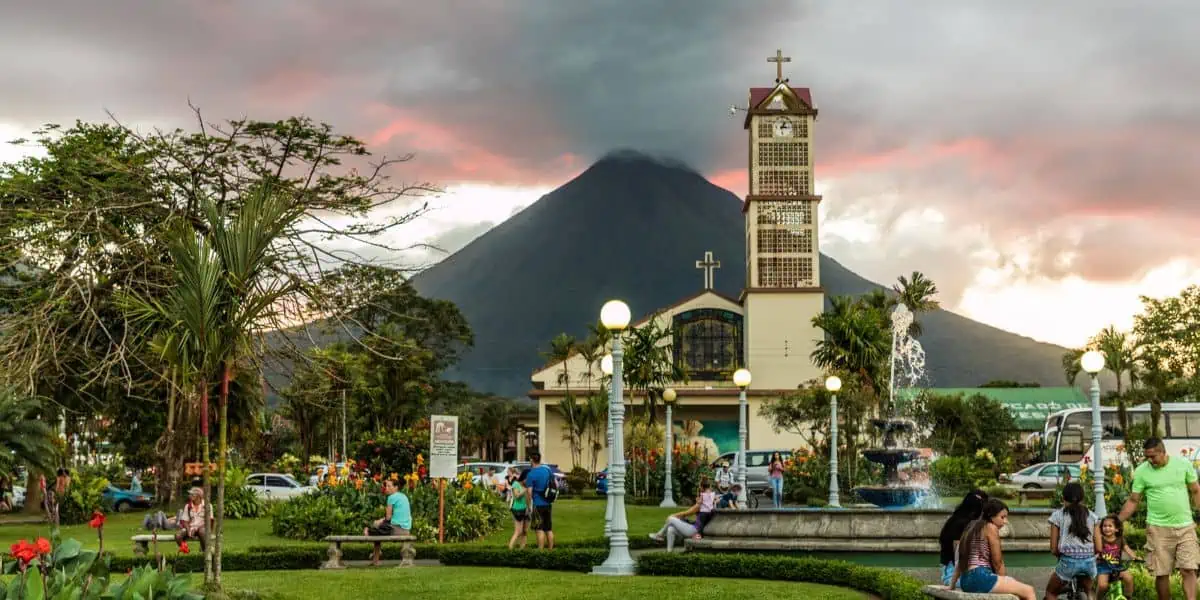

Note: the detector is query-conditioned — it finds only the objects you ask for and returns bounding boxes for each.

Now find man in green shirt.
[1119,437,1200,600]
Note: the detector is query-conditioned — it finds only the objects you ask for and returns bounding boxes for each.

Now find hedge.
[637,553,926,600]
[439,547,608,572]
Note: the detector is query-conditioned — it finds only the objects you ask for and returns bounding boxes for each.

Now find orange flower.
[1114,474,1124,486]
[464,482,473,490]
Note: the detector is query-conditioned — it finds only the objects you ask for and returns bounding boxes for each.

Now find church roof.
[749,86,812,110]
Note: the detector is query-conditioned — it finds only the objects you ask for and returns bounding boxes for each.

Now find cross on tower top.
[768,49,791,83]
[695,251,721,290]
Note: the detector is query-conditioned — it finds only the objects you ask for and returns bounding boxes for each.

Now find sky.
[1,0,1198,349]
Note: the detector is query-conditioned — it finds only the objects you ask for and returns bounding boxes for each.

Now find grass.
[209,567,869,599]
[0,500,678,556]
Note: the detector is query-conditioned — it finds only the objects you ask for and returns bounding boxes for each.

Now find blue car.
[103,485,154,513]
[596,468,608,495]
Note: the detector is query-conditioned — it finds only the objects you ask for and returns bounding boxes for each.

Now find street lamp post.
[601,353,614,538]
[1081,350,1107,517]
[594,300,634,576]
[660,388,678,508]
[732,368,752,506]
[825,376,842,508]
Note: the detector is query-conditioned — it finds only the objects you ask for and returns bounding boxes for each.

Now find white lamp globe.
[825,376,842,392]
[601,354,614,376]
[663,388,677,404]
[600,300,631,331]
[1081,350,1106,375]
[732,368,752,388]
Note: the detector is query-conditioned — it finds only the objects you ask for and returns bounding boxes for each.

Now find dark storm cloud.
[1,0,1198,288]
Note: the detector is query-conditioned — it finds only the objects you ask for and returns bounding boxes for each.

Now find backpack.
[541,466,559,502]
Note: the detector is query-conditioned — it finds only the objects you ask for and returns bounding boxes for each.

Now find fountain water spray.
[853,303,934,509]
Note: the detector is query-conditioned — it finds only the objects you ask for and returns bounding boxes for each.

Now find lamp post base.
[591,557,636,576]
[659,497,677,508]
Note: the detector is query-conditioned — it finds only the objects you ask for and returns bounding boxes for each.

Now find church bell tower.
[740,49,825,389]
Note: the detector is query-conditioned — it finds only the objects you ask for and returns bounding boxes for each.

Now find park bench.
[131,534,176,556]
[1017,488,1055,506]
[922,585,1018,599]
[320,535,417,569]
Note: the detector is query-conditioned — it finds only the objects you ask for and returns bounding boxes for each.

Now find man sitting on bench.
[364,479,412,565]
[176,487,208,552]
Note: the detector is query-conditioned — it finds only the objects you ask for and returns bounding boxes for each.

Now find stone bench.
[132,534,176,556]
[922,585,1018,599]
[321,535,416,569]
[1017,489,1054,505]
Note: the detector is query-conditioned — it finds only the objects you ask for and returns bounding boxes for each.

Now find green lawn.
[210,567,868,599]
[0,500,677,555]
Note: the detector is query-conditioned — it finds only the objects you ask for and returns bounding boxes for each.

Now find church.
[528,50,827,470]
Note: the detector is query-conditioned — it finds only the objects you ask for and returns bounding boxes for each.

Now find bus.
[1041,402,1200,467]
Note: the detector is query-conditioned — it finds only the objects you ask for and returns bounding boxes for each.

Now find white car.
[245,473,315,500]
[1001,462,1081,489]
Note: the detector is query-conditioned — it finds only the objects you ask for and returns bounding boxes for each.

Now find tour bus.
[1041,402,1200,467]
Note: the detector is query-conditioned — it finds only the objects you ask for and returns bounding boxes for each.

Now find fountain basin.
[686,507,1053,553]
[853,486,931,509]
[860,449,921,467]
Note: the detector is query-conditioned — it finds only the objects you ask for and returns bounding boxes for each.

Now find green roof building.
[918,387,1089,432]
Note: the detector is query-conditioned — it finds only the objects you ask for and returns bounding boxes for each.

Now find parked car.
[1000,462,1081,489]
[103,485,154,513]
[246,473,316,500]
[11,486,25,509]
[457,462,512,486]
[711,449,794,494]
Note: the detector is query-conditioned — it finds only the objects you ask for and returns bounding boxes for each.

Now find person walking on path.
[1119,436,1200,600]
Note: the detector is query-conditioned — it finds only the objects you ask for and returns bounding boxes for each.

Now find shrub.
[222,466,266,520]
[353,425,430,478]
[565,466,592,494]
[440,547,609,572]
[269,477,506,542]
[983,484,1015,500]
[60,471,109,525]
[637,553,926,600]
[929,456,974,492]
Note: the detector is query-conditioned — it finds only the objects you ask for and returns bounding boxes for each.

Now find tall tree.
[811,295,891,396]
[1061,348,1084,387]
[892,271,940,336]
[621,316,686,421]
[1132,286,1200,432]
[1091,325,1137,442]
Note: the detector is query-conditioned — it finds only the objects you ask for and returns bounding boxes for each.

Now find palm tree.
[811,296,891,397]
[1093,326,1138,442]
[543,333,580,466]
[1061,348,1084,387]
[622,316,686,421]
[121,186,303,587]
[892,271,940,336]
[0,387,59,476]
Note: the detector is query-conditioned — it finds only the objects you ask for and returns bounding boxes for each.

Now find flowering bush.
[271,452,506,543]
[353,423,431,478]
[1054,462,1143,526]
[783,447,882,505]
[59,470,109,525]
[625,442,714,504]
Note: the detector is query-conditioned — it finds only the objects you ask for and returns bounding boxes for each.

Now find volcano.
[401,152,1069,398]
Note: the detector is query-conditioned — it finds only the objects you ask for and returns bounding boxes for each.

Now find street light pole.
[1081,350,1107,517]
[601,353,614,538]
[660,388,678,508]
[733,369,752,506]
[825,376,842,508]
[594,301,635,576]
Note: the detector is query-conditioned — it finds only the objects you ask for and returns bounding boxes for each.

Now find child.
[1096,515,1136,598]
[950,499,1037,600]
[716,483,742,510]
[694,480,717,532]
[1044,482,1101,600]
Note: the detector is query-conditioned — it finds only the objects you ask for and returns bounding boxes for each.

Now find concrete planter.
[689,507,1053,553]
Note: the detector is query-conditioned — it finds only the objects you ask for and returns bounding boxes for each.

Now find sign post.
[429,415,459,544]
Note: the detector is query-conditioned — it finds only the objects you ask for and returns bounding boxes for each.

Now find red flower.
[89,511,107,529]
[35,537,51,556]
[179,541,190,554]
[367,440,375,445]
[9,540,38,564]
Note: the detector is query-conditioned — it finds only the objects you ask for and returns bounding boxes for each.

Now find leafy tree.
[1132,285,1200,433]
[811,295,891,396]
[909,391,1017,461]
[621,315,686,421]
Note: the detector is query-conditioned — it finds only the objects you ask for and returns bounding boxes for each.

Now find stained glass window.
[672,309,744,380]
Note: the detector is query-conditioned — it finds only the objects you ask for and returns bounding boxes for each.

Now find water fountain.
[689,303,1053,556]
[853,304,934,509]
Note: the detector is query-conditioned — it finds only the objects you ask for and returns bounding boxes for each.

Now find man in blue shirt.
[524,452,555,549]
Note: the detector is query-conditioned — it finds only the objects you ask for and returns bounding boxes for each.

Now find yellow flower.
[417,454,425,465]
[390,472,399,482]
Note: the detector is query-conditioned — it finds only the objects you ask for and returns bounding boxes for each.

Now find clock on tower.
[738,49,825,390]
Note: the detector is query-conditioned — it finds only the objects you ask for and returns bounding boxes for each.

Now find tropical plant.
[622,316,686,421]
[581,392,609,473]
[1092,325,1138,445]
[1061,348,1085,387]
[892,271,940,336]
[811,296,891,395]
[0,387,59,475]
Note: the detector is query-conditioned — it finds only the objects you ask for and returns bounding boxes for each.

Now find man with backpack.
[524,452,558,550]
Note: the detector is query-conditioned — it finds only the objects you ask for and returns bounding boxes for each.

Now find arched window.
[672,309,744,380]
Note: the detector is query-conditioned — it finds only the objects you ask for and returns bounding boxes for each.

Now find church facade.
[529,51,828,470]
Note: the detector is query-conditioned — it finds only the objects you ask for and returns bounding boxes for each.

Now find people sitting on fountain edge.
[717,483,742,510]
[949,498,1037,600]
[649,480,718,546]
[938,488,989,586]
